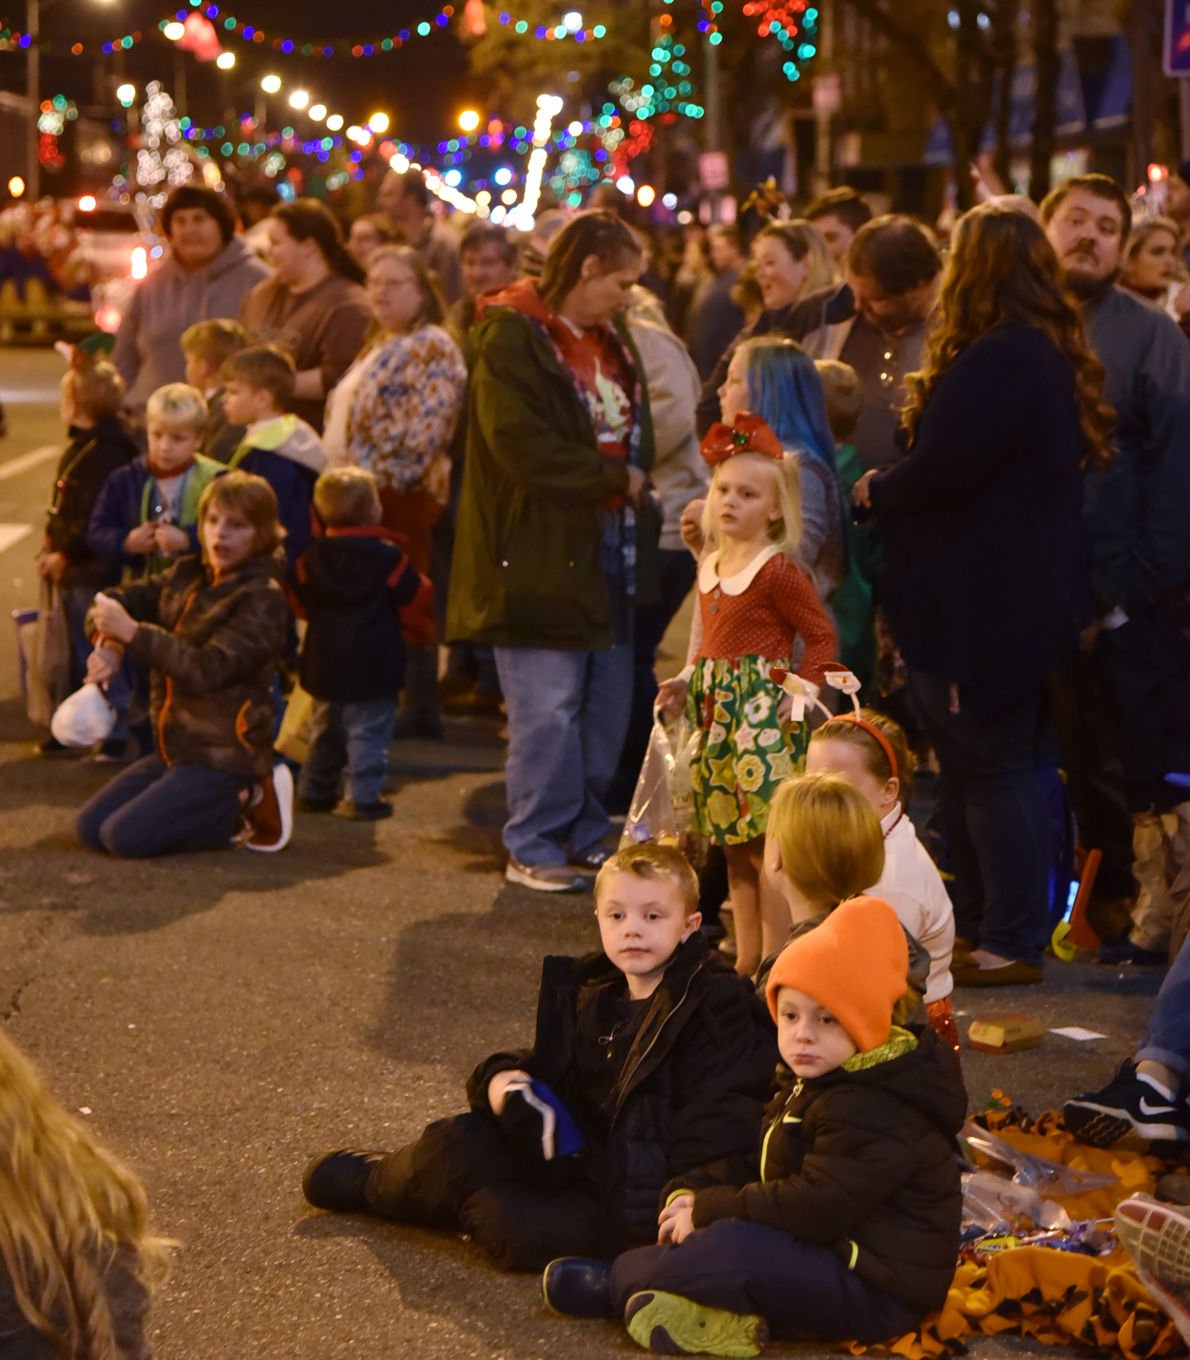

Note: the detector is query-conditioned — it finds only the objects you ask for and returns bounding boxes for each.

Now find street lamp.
[261,73,282,94]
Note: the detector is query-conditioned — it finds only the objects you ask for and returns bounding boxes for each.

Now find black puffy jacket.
[467,936,777,1256]
[690,1026,966,1315]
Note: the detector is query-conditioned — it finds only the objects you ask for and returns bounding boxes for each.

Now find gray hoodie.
[113,236,269,415]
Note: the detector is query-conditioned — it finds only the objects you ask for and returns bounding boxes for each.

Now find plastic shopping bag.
[51,682,116,748]
[620,712,705,864]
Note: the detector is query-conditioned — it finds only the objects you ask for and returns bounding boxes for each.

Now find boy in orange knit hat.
[544,896,967,1357]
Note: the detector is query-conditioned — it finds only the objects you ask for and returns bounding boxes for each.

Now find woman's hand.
[679,498,706,556]
[91,593,138,644]
[487,1068,531,1116]
[658,1194,695,1244]
[85,646,121,685]
[852,470,876,509]
[656,677,688,719]
[124,522,158,555]
[153,523,190,557]
[36,551,67,583]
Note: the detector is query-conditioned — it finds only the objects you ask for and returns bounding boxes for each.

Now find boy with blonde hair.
[181,317,249,462]
[302,843,775,1270]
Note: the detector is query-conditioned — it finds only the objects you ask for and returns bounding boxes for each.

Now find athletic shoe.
[505,857,585,893]
[87,737,128,765]
[302,1148,385,1213]
[1115,1195,1190,1287]
[624,1291,768,1357]
[1063,1061,1190,1149]
[244,763,294,853]
[542,1257,613,1318]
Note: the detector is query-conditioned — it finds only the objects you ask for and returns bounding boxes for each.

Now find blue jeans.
[63,581,132,740]
[494,642,633,866]
[908,671,1051,965]
[610,1219,920,1343]
[1138,934,1190,1080]
[77,755,251,858]
[300,697,395,806]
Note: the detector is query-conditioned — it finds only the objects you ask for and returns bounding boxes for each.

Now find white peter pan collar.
[698,544,782,596]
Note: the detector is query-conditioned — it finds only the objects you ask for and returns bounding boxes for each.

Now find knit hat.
[765,896,909,1052]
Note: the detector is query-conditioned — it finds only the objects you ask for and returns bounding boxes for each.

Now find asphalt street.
[0,344,1169,1360]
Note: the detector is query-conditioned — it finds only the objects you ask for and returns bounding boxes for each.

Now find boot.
[394,644,443,740]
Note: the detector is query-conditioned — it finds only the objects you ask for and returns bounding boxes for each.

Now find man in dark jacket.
[301,844,777,1269]
[1042,174,1190,958]
[446,211,659,892]
[579,897,965,1356]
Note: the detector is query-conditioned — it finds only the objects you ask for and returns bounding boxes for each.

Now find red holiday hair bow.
[700,411,784,466]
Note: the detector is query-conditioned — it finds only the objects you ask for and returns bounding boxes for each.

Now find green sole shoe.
[624,1290,767,1357]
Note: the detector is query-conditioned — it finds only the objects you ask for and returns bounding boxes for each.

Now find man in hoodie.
[221,345,327,566]
[112,185,268,424]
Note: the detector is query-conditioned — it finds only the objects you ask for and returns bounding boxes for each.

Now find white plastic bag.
[51,683,116,748]
[620,712,705,864]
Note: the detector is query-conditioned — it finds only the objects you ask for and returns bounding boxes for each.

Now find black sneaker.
[37,735,75,756]
[302,1149,386,1212]
[1064,1061,1190,1149]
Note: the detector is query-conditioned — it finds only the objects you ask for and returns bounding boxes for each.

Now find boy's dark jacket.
[466,935,777,1257]
[94,553,290,777]
[678,1026,965,1316]
[293,527,431,702]
[44,417,137,586]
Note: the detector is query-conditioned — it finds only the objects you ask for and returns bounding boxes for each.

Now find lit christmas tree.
[136,81,194,204]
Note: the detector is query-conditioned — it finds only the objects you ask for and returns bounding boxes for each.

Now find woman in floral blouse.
[323,244,467,735]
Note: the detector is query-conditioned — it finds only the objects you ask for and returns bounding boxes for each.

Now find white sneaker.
[244,763,294,853]
[505,856,585,893]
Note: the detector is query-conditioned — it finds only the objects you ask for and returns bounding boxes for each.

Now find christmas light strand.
[0,26,148,53]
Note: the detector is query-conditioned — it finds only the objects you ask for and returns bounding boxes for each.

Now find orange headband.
[829,713,899,784]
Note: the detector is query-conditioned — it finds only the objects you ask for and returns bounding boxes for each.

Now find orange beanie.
[765,895,909,1052]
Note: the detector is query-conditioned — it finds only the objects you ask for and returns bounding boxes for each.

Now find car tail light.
[131,246,148,279]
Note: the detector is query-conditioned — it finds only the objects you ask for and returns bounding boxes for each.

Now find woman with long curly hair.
[854,202,1113,987]
[0,1030,169,1357]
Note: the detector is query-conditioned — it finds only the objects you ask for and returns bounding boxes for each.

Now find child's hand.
[154,523,190,556]
[86,646,121,685]
[679,498,706,556]
[36,551,67,583]
[487,1068,531,1115]
[124,523,158,554]
[91,593,137,644]
[852,470,876,509]
[656,677,688,719]
[658,1194,695,1244]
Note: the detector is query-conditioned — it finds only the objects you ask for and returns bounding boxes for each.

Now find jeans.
[77,755,251,858]
[609,1219,920,1343]
[908,671,1051,965]
[494,642,633,866]
[63,581,131,740]
[300,697,395,807]
[1138,934,1190,1081]
[608,548,698,813]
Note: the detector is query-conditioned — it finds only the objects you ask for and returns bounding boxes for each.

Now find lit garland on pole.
[742,0,818,80]
[136,81,195,204]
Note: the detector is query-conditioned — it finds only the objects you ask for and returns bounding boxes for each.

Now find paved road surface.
[0,346,1166,1359]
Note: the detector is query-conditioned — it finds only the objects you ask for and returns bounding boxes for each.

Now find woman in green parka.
[446,211,658,892]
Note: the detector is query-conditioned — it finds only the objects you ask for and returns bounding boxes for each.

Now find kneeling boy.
[546,895,966,1357]
[302,843,776,1270]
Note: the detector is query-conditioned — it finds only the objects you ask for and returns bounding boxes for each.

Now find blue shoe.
[302,1148,385,1212]
[542,1257,613,1318]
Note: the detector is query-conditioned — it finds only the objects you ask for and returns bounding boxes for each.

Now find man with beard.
[1041,173,1190,961]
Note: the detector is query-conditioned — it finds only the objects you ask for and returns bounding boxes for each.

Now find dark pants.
[610,1220,920,1343]
[365,1112,602,1272]
[76,755,251,858]
[908,672,1051,964]
[608,548,698,813]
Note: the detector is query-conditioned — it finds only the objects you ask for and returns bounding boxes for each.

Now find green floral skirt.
[686,654,810,847]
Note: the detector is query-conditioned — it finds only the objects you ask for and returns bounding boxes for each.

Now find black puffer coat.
[690,1026,966,1315]
[467,936,777,1257]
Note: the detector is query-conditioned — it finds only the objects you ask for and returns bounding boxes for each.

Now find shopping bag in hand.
[19,582,71,728]
[620,712,705,864]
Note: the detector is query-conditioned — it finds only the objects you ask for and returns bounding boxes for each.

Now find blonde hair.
[754,219,835,294]
[767,771,885,909]
[314,466,380,528]
[0,1031,169,1359]
[595,842,700,916]
[198,470,284,557]
[811,708,917,804]
[144,382,207,433]
[71,361,125,423]
[814,359,861,443]
[180,318,249,368]
[701,451,803,557]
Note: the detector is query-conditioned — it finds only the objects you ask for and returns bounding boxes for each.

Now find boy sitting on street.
[221,344,327,564]
[545,895,967,1357]
[292,467,433,820]
[181,318,249,463]
[302,843,776,1270]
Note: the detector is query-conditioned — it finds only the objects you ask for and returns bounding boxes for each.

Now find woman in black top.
[855,203,1113,985]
